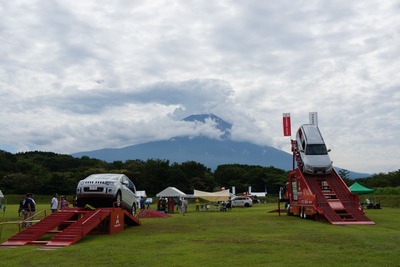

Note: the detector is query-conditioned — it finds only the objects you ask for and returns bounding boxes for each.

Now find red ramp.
[286,168,375,225]
[283,139,374,225]
[1,207,141,247]
[1,210,79,246]
[46,208,112,247]
[303,171,374,225]
[138,209,171,218]
[123,209,142,225]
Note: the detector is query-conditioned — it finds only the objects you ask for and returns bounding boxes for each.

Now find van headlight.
[304,164,313,172]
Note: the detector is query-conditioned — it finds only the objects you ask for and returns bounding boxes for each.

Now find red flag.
[283,113,291,136]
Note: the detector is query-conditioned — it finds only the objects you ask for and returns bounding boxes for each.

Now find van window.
[306,144,328,155]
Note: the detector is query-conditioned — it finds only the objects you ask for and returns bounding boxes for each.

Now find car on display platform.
[76,173,138,215]
[231,196,253,207]
[295,124,333,175]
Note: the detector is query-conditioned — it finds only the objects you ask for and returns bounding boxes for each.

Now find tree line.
[0,150,398,196]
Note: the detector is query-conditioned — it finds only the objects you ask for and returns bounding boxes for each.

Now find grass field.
[0,203,399,267]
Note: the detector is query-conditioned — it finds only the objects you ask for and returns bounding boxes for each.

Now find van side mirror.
[327,149,331,152]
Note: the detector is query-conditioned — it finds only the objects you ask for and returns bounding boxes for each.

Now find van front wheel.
[114,191,122,207]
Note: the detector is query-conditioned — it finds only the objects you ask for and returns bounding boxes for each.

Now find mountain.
[71,114,371,179]
[183,113,232,139]
[72,136,292,171]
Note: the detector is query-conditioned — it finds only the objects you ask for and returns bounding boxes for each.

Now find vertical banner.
[309,112,318,125]
[282,113,291,136]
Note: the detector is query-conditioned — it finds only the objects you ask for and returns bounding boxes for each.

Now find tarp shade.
[156,187,186,198]
[193,189,230,202]
[348,182,374,194]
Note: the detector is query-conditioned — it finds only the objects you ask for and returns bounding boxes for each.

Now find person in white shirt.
[51,193,59,213]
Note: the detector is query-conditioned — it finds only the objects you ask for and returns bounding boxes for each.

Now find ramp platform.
[281,139,375,225]
[1,207,141,247]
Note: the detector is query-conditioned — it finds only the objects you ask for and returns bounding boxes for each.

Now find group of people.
[18,193,36,229]
[50,193,77,213]
[18,193,78,229]
[157,197,188,215]
[157,197,174,213]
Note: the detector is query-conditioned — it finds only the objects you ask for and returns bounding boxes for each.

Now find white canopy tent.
[136,190,147,198]
[193,189,230,202]
[156,187,186,198]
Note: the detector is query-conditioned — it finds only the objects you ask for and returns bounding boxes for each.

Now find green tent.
[348,182,374,194]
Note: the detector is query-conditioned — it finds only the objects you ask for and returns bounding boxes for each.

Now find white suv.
[231,196,253,207]
[76,173,138,215]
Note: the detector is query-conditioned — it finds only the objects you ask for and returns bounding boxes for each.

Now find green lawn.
[0,203,399,267]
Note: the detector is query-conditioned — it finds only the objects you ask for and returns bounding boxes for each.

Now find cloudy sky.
[1,1,399,174]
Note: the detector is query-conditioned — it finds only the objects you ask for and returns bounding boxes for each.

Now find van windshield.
[306,144,328,155]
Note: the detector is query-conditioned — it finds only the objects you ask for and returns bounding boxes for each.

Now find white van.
[296,124,332,175]
[76,173,138,215]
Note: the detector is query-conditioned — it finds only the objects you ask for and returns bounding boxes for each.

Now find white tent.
[156,187,186,198]
[194,189,230,202]
[136,190,147,198]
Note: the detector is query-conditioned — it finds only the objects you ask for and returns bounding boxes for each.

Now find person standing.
[18,197,24,217]
[28,193,36,226]
[72,195,78,207]
[195,198,200,212]
[59,195,69,210]
[21,193,34,228]
[180,198,187,215]
[51,193,59,213]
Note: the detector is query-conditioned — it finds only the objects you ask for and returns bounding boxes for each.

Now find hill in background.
[72,114,371,179]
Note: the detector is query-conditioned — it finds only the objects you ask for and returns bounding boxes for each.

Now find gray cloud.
[0,0,399,173]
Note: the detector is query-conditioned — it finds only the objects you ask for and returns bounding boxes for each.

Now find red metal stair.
[303,171,374,225]
[1,210,79,246]
[1,207,141,247]
[46,209,111,247]
[284,139,374,225]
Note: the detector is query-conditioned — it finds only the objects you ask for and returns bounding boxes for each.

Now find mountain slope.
[71,114,371,178]
[72,136,292,171]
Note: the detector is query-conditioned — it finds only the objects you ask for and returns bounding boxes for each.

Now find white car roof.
[301,124,325,144]
[83,173,125,181]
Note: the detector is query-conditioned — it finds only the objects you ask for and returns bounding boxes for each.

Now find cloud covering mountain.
[72,114,370,178]
[1,1,399,174]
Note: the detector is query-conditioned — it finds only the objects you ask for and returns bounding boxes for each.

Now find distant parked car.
[296,124,332,175]
[231,196,253,207]
[76,173,138,215]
